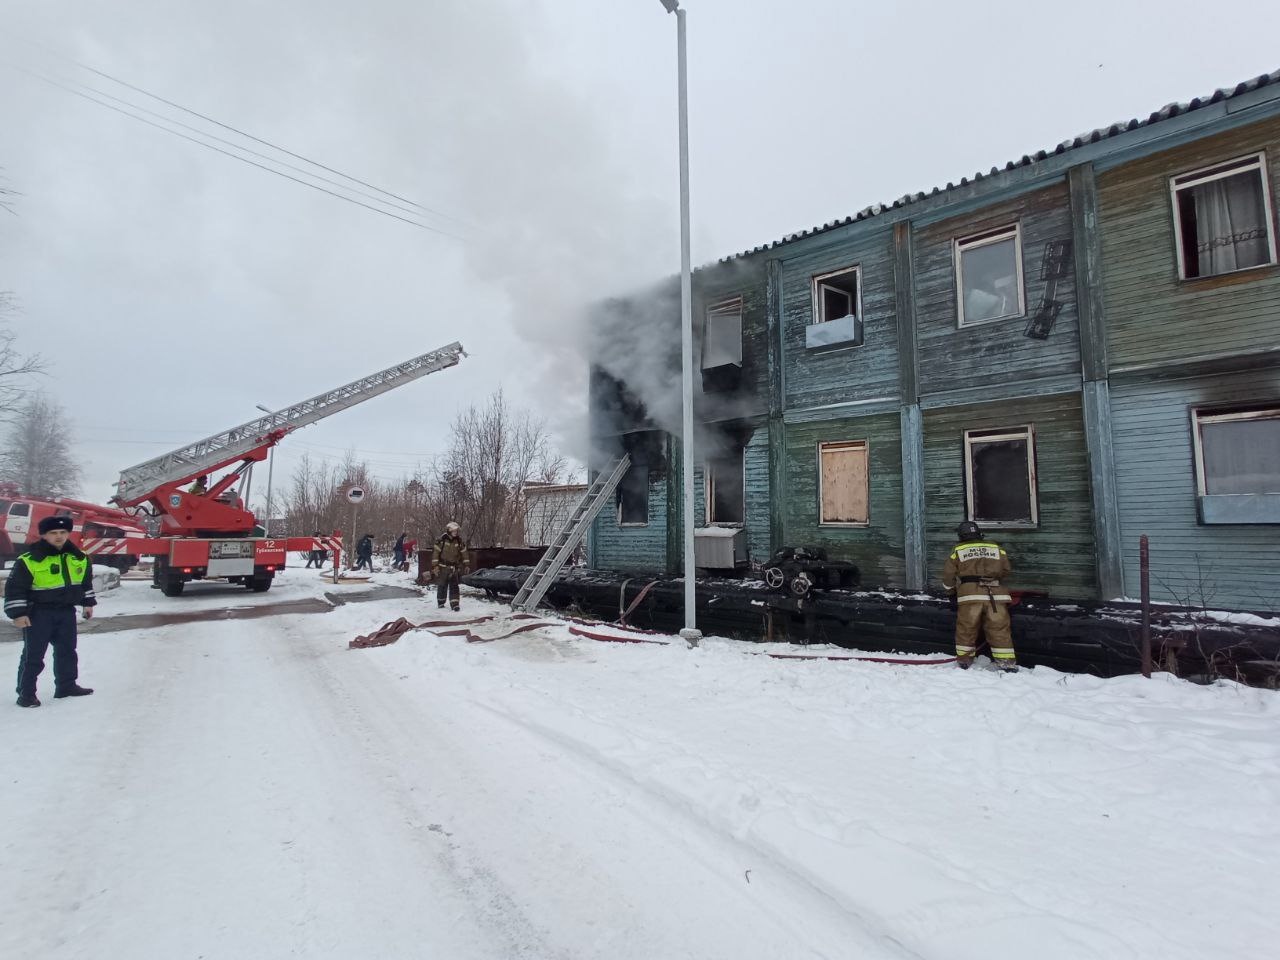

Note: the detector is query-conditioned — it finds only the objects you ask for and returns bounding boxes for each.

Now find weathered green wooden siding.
[1097,113,1280,370]
[922,393,1097,599]
[590,473,669,573]
[1111,367,1280,611]
[777,228,900,410]
[744,426,772,562]
[914,183,1082,398]
[782,413,906,587]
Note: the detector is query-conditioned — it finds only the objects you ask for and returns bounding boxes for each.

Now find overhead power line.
[21,67,469,240]
[62,53,469,228]
[43,71,453,229]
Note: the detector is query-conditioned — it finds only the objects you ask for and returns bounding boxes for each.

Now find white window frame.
[817,440,870,527]
[704,448,746,527]
[701,297,744,370]
[1190,406,1280,497]
[963,425,1039,528]
[811,266,862,324]
[1169,151,1279,281]
[954,223,1026,328]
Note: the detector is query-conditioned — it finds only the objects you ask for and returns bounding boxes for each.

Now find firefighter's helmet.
[956,520,982,542]
[446,521,460,534]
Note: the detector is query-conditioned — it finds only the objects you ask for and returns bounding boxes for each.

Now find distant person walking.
[305,530,327,569]
[354,533,374,572]
[6,516,98,707]
[941,521,1018,672]
[392,532,409,571]
[431,521,470,611]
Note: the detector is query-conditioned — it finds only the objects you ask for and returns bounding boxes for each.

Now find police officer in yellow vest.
[941,521,1018,672]
[5,515,97,707]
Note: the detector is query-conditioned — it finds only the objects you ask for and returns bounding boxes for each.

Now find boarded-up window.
[818,441,869,525]
[702,299,743,369]
[706,450,744,524]
[1194,407,1280,495]
[964,427,1038,526]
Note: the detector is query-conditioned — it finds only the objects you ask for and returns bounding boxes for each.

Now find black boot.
[54,685,94,698]
[16,693,40,708]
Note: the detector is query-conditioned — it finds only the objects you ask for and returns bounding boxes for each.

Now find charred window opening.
[964,426,1038,527]
[1172,154,1277,280]
[615,432,665,526]
[706,449,745,525]
[701,298,743,392]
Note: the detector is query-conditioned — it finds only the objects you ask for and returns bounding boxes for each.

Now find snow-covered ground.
[2,569,1276,959]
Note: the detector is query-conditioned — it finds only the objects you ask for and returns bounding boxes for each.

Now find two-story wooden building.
[589,69,1280,614]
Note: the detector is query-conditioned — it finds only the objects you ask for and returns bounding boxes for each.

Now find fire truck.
[105,342,464,597]
[0,483,147,572]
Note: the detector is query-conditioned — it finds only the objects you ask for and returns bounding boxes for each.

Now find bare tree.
[426,389,566,546]
[0,298,45,423]
[0,393,81,497]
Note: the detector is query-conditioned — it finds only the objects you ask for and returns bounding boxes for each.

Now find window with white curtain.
[1171,153,1278,280]
[1193,408,1280,495]
[954,225,1025,327]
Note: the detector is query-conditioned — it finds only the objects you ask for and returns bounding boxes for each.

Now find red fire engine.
[0,483,147,572]
[105,342,463,596]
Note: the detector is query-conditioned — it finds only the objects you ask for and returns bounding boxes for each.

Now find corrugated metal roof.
[716,68,1280,264]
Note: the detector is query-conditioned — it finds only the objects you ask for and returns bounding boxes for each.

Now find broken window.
[818,441,869,525]
[964,426,1038,527]
[1193,407,1280,495]
[955,225,1025,327]
[808,266,863,349]
[706,449,745,525]
[616,435,655,527]
[701,299,743,369]
[617,457,650,525]
[1172,153,1277,279]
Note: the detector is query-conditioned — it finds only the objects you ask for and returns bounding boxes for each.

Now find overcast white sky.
[2,0,1278,505]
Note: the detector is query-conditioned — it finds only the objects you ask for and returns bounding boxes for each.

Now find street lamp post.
[255,403,276,537]
[658,0,701,647]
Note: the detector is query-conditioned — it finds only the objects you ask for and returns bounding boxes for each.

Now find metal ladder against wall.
[511,455,631,612]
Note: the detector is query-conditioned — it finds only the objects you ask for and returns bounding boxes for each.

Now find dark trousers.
[305,550,326,568]
[16,607,79,696]
[354,554,372,571]
[436,566,461,609]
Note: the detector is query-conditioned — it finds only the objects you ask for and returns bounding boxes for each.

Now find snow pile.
[1,574,1275,959]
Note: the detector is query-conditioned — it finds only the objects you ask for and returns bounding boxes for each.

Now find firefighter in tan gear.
[942,521,1018,672]
[431,521,470,611]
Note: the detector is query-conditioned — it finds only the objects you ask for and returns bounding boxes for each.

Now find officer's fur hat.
[38,515,74,535]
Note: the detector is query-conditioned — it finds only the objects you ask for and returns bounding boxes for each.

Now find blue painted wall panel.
[1111,367,1280,611]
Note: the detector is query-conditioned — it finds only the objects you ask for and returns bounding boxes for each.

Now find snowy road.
[2,574,1277,959]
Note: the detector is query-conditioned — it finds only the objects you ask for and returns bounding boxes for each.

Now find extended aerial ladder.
[107,342,464,596]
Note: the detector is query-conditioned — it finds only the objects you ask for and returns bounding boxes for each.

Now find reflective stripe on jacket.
[432,534,469,569]
[941,540,1012,603]
[3,542,97,620]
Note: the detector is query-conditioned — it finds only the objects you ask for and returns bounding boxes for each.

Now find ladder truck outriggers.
[109,343,464,597]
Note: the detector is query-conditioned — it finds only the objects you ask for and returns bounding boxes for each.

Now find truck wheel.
[249,575,273,593]
[160,578,185,597]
